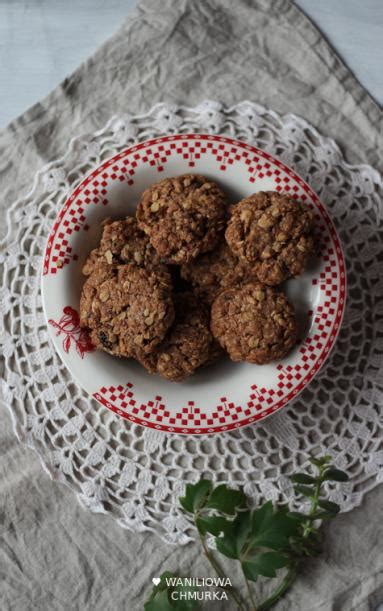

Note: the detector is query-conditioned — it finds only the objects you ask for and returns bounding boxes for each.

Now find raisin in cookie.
[136,293,213,382]
[80,263,174,357]
[211,283,297,364]
[181,240,259,304]
[136,174,227,264]
[82,217,166,276]
[225,191,315,285]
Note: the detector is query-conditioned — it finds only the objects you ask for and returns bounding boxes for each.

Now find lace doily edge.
[2,394,381,546]
[2,100,383,543]
[2,100,382,250]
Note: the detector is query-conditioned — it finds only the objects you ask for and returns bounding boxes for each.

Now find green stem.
[197,529,245,611]
[257,565,297,611]
[258,461,329,610]
[241,565,258,611]
[302,463,326,538]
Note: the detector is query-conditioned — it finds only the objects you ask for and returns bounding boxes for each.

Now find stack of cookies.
[79,174,315,382]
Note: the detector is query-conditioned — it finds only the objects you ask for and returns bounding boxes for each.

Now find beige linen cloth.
[0,1,382,609]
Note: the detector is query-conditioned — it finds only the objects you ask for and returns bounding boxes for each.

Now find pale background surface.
[0,1,382,610]
[0,0,382,129]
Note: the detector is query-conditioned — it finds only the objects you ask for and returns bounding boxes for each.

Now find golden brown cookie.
[136,292,213,382]
[79,263,174,357]
[225,191,315,285]
[211,283,297,364]
[181,240,258,304]
[82,217,166,276]
[136,174,227,264]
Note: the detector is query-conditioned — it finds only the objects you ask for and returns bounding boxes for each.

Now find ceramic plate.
[41,134,346,435]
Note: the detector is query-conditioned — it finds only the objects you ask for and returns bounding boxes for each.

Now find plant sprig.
[145,456,348,610]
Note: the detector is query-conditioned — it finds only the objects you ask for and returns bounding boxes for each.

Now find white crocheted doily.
[1,101,382,545]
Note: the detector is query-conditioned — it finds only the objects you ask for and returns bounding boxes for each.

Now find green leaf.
[241,561,259,583]
[179,480,212,513]
[205,484,246,514]
[251,501,274,535]
[195,515,229,536]
[216,511,251,559]
[309,455,331,467]
[248,503,300,551]
[290,473,317,485]
[179,480,246,517]
[322,468,349,482]
[250,531,293,551]
[252,502,295,538]
[293,484,315,498]
[233,511,252,554]
[308,457,324,468]
[317,499,340,514]
[216,534,238,559]
[242,552,290,581]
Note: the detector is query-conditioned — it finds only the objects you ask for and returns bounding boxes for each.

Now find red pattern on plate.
[43,134,346,434]
[49,306,94,358]
[94,385,259,434]
[43,135,325,277]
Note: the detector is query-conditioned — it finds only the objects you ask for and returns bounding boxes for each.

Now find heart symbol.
[152,577,161,586]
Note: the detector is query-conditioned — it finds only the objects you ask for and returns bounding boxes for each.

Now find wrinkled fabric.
[0,0,382,609]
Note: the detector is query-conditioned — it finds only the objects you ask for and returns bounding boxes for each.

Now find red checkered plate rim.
[41,134,346,435]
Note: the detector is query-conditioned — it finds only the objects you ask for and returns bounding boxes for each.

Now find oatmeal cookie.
[82,247,102,276]
[181,241,259,304]
[225,191,315,285]
[82,217,166,276]
[211,283,297,364]
[80,263,174,357]
[136,174,227,264]
[136,293,213,382]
